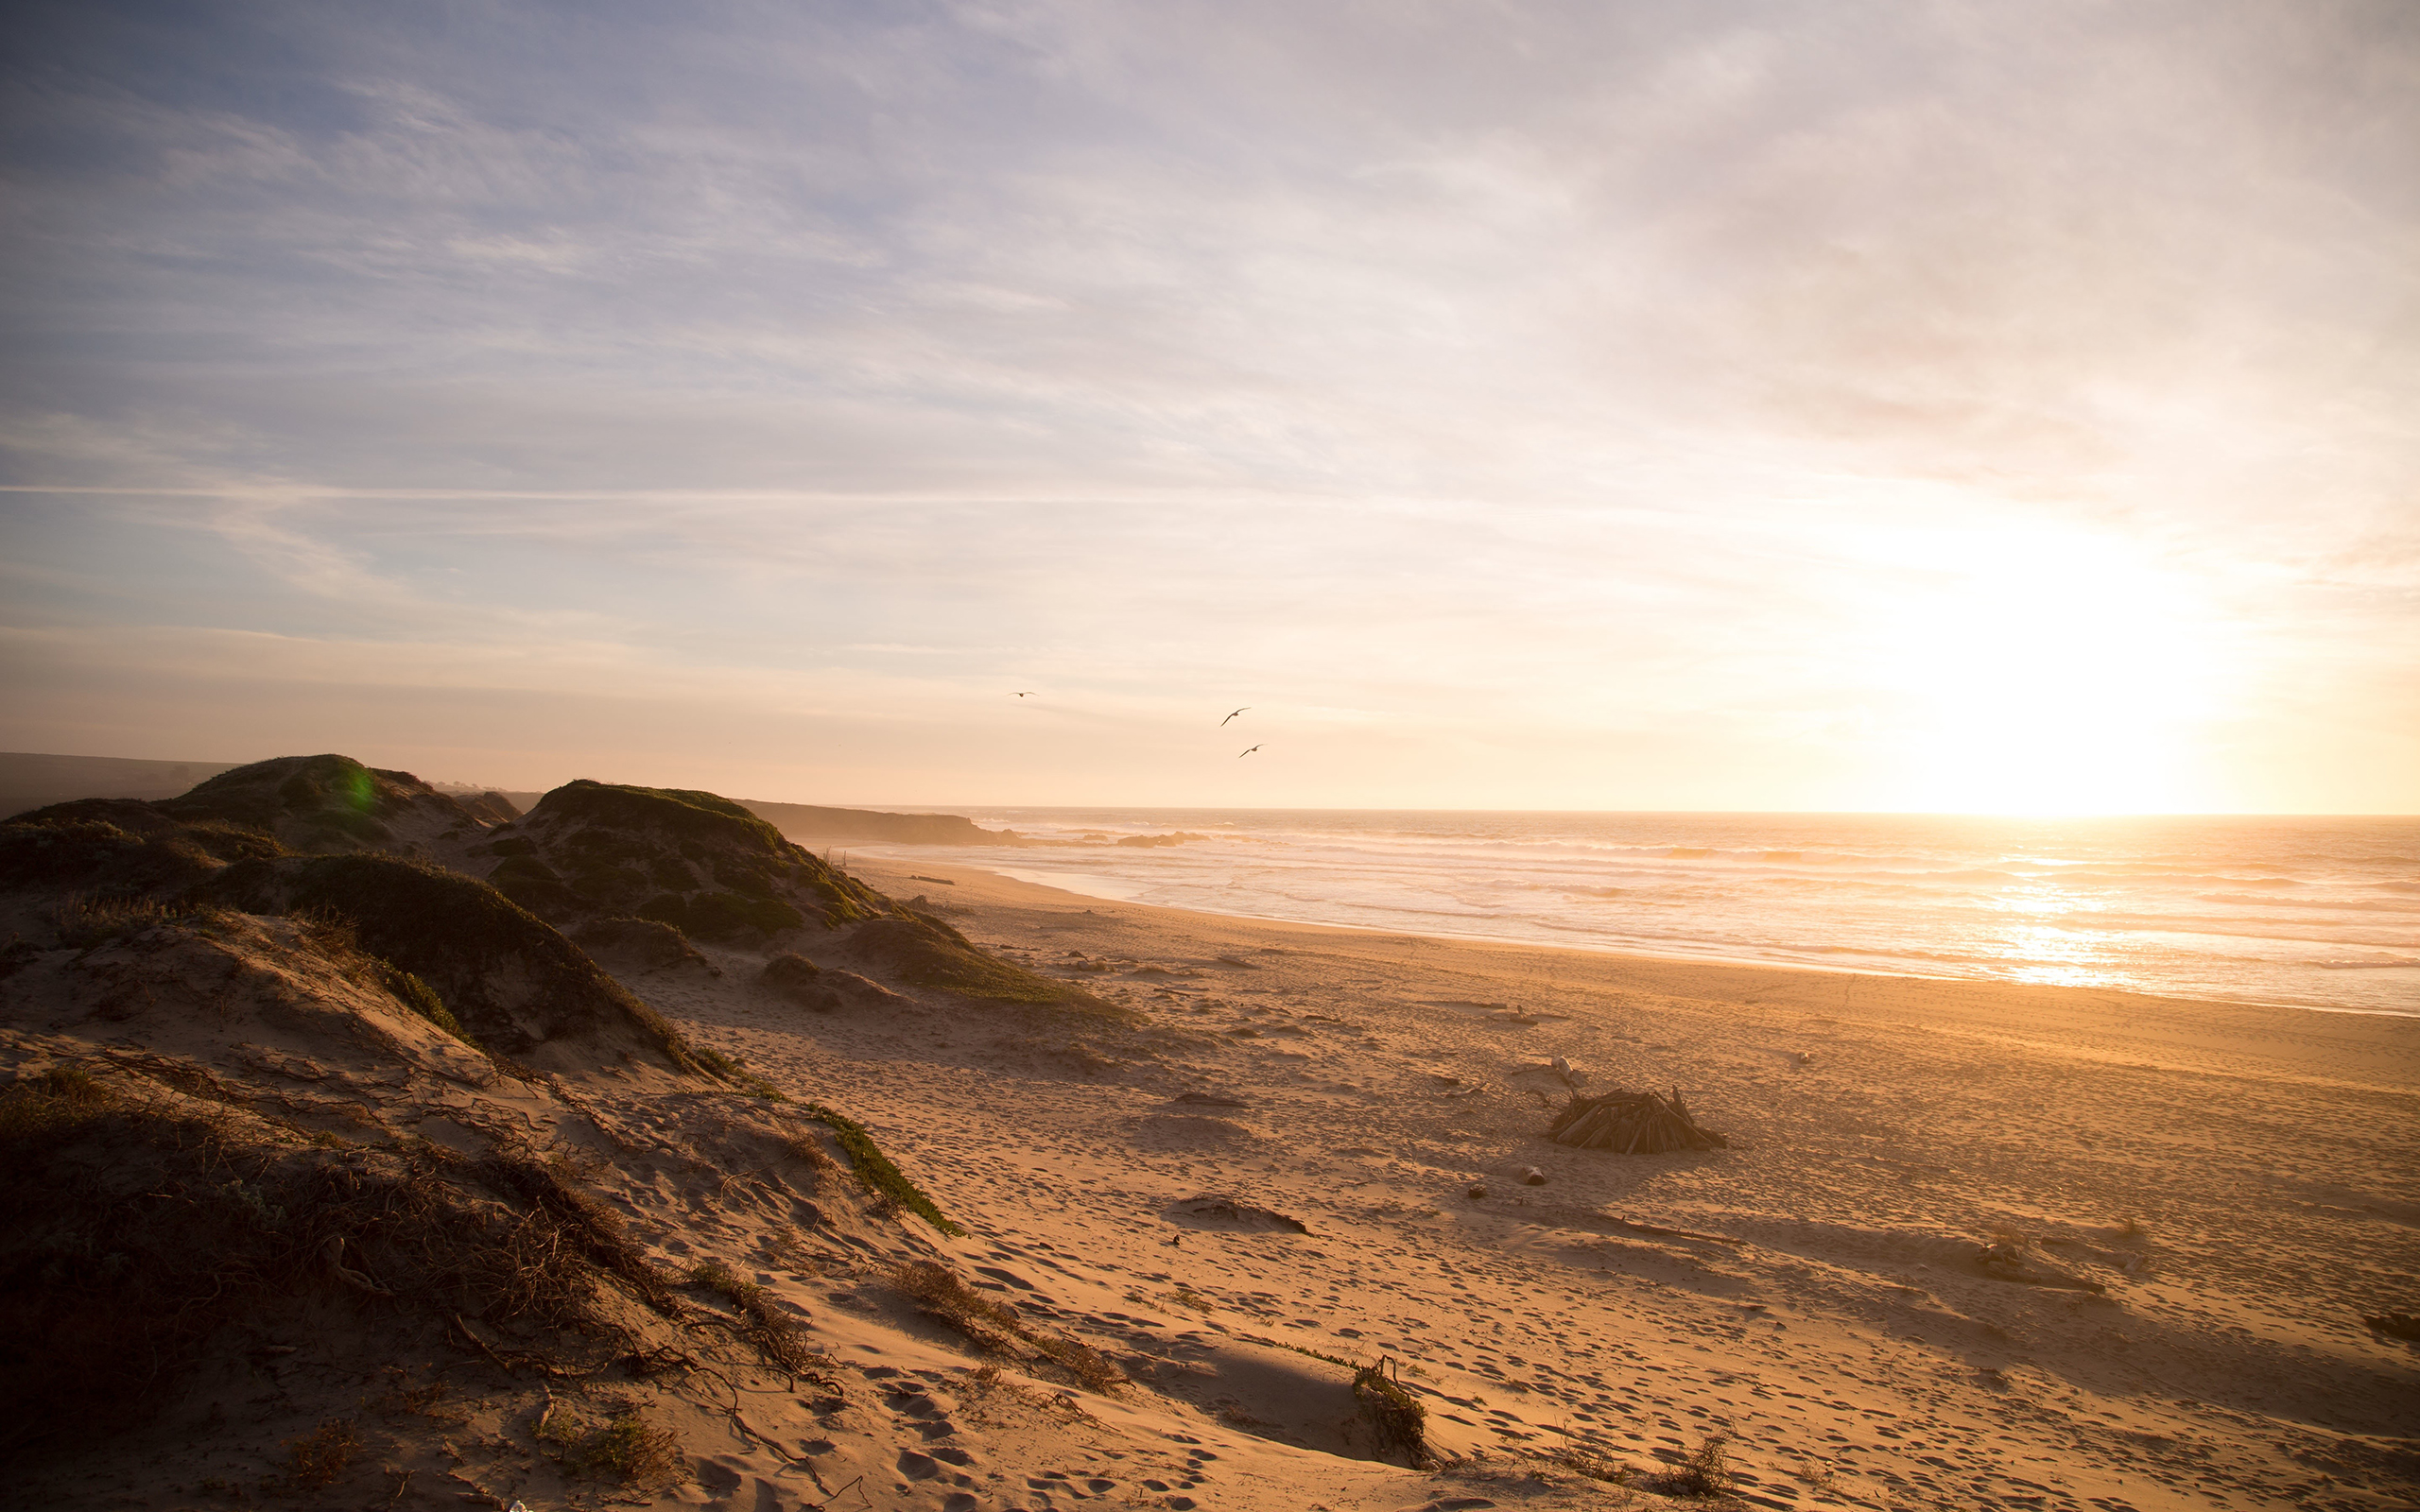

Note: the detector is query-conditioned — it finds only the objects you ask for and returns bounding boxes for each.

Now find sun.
[1868,526,2225,814]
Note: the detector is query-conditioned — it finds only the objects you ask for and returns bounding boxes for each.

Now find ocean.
[857,811,2419,1017]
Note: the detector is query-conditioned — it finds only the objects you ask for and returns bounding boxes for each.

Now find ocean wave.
[2195,892,2420,913]
[918,811,2420,1012]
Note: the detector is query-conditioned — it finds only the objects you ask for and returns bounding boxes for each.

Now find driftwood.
[1547,1088,1728,1153]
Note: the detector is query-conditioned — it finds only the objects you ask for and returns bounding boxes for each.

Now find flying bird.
[1011,691,1033,697]
[1220,706,1251,726]
[1237,745,1261,758]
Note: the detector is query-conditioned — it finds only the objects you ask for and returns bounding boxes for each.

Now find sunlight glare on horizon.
[1876,526,2226,815]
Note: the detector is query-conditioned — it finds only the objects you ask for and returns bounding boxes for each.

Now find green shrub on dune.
[487,780,892,938]
[841,912,1123,1015]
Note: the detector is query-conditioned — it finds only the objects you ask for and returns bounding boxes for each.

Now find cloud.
[0,0,2414,808]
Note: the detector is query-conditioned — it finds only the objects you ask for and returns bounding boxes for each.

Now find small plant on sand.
[384,967,473,1041]
[781,1131,841,1178]
[890,1258,1025,1343]
[536,1394,679,1486]
[1270,1339,1357,1370]
[1028,1330,1127,1393]
[1651,1433,1735,1498]
[573,1411,681,1484]
[801,1103,965,1236]
[278,1418,358,1489]
[1352,1357,1432,1469]
[1554,1448,1639,1483]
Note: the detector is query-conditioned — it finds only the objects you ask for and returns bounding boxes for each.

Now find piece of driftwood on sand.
[1548,1088,1729,1153]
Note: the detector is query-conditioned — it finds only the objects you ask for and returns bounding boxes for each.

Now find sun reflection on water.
[1993,919,2124,988]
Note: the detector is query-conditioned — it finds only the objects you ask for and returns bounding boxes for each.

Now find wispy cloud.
[1,0,2414,808]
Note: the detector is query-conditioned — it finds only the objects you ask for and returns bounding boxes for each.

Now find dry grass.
[689,1258,833,1382]
[278,1418,358,1489]
[761,1225,828,1274]
[782,1130,841,1178]
[887,1260,1124,1393]
[1028,1331,1127,1393]
[1650,1434,1736,1498]
[890,1258,1024,1348]
[1553,1446,1641,1484]
[49,894,242,950]
[0,1069,673,1461]
[579,1412,681,1482]
[542,1403,681,1485]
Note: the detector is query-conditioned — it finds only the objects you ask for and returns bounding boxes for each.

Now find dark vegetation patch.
[760,952,839,1012]
[0,1065,674,1462]
[841,913,1122,1013]
[286,912,476,1045]
[147,754,496,853]
[200,852,721,1075]
[476,780,893,940]
[1351,1358,1433,1469]
[534,780,792,851]
[540,1406,682,1485]
[799,1104,964,1236]
[277,1419,360,1490]
[637,888,804,942]
[0,809,285,897]
[573,916,717,973]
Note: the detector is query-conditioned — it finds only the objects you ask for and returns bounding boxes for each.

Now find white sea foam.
[873,811,2420,1016]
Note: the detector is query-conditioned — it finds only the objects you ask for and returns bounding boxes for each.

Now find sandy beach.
[668,854,2420,1511]
[6,770,2415,1512]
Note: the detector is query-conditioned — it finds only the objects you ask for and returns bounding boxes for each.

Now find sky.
[2,0,2415,813]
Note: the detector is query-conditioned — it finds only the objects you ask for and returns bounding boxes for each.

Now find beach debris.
[1175,1195,1309,1233]
[1547,1088,1729,1153]
[1974,1240,2105,1293]
[1593,1214,1745,1246]
[1520,1166,1547,1186]
[1515,1056,1589,1090]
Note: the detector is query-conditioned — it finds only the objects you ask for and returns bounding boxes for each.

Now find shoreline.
[914,852,2420,1022]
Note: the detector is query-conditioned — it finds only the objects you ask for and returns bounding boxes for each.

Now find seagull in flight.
[1011,691,1034,697]
[1220,706,1251,726]
[1237,744,1261,758]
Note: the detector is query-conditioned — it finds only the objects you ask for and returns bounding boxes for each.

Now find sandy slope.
[7,849,2414,1512]
[641,857,2420,1512]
